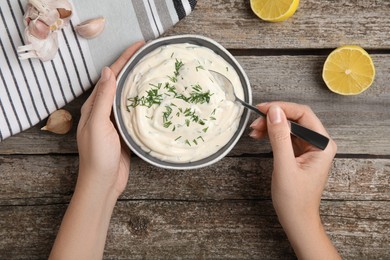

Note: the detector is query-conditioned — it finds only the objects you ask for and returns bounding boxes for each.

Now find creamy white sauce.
[121,43,244,163]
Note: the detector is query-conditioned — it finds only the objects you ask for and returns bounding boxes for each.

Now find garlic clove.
[24,4,40,26]
[39,9,61,29]
[41,109,73,134]
[18,30,59,61]
[28,19,50,40]
[25,6,60,31]
[28,0,52,14]
[75,17,106,39]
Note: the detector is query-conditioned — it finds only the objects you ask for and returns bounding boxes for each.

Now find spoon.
[209,70,329,150]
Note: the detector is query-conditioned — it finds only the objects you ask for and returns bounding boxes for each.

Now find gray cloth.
[0,0,197,141]
[74,0,196,71]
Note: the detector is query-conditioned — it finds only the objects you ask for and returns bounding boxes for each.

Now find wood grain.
[165,0,390,49]
[0,200,388,259]
[0,55,389,155]
[1,1,389,258]
[2,154,387,258]
[1,156,388,204]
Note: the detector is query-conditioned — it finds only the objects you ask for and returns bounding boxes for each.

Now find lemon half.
[322,46,376,95]
[250,0,300,22]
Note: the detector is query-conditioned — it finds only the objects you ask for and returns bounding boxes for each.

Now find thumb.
[267,105,295,171]
[90,67,116,121]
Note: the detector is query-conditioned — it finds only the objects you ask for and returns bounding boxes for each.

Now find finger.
[110,41,145,77]
[261,102,338,158]
[81,88,96,116]
[249,129,267,140]
[257,102,329,137]
[79,66,111,129]
[89,67,116,121]
[249,117,267,140]
[266,105,296,170]
[79,84,99,130]
[250,117,266,131]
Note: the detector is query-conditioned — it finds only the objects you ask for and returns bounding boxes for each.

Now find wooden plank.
[236,54,390,156]
[1,156,388,204]
[0,200,388,259]
[0,55,389,155]
[165,0,390,49]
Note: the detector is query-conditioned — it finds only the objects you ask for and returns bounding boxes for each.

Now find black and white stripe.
[133,0,197,40]
[0,0,196,141]
[0,0,98,141]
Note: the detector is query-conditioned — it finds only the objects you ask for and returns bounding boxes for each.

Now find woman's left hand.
[50,42,144,260]
[77,41,144,199]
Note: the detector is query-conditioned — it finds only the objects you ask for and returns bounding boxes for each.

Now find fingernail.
[249,130,257,138]
[268,105,282,124]
[101,67,111,81]
[250,117,263,128]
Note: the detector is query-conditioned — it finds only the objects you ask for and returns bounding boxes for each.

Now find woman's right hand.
[250,102,341,260]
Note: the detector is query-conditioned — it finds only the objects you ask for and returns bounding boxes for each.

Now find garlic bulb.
[75,17,106,39]
[41,109,73,134]
[18,0,72,62]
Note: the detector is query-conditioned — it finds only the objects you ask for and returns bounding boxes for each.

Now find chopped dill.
[169,59,184,82]
[168,75,178,83]
[163,121,172,128]
[127,59,219,143]
[196,65,205,71]
[162,106,173,128]
[174,59,184,76]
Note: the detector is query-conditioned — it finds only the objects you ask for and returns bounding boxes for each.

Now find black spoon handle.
[238,100,329,150]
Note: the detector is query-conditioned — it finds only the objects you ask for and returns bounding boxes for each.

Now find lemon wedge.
[322,46,376,95]
[250,0,300,22]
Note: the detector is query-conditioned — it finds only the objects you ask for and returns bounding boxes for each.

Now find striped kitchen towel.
[0,0,197,141]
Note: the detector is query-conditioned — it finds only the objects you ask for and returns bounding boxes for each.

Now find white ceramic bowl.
[114,35,252,170]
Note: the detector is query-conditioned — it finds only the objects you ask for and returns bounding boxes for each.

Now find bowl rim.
[114,34,252,170]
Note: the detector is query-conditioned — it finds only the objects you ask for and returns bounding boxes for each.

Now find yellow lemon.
[322,46,376,95]
[250,0,300,22]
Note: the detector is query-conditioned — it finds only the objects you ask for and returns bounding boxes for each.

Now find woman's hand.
[76,41,144,199]
[250,102,341,260]
[50,42,144,260]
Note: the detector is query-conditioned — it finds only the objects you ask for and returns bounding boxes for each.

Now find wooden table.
[1,1,389,258]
